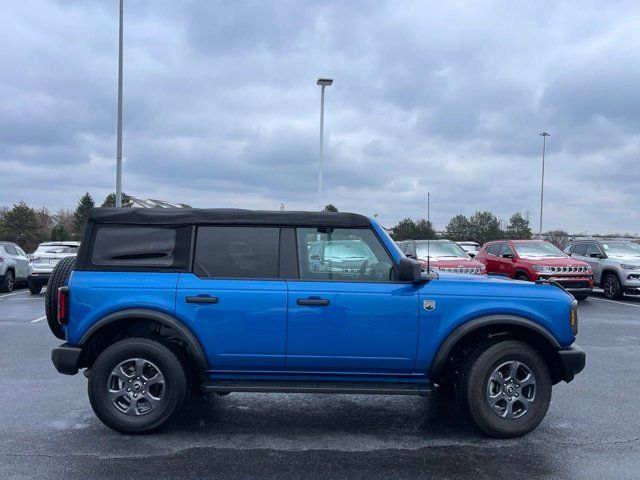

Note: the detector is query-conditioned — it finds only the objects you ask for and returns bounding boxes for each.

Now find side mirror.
[589,253,602,259]
[310,255,321,260]
[405,252,415,259]
[502,253,515,259]
[398,257,423,282]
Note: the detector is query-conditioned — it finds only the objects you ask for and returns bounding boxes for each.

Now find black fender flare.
[429,314,561,380]
[80,308,209,371]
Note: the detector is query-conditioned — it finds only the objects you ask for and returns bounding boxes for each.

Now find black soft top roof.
[88,208,372,228]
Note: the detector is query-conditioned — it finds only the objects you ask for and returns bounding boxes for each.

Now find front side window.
[194,227,279,279]
[571,244,587,256]
[500,244,515,257]
[297,228,394,282]
[585,244,602,257]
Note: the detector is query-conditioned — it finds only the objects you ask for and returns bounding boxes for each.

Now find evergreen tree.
[50,225,72,241]
[101,192,133,207]
[468,211,503,244]
[323,204,338,212]
[506,212,532,239]
[0,202,44,252]
[73,192,95,238]
[445,214,471,241]
[390,218,418,241]
[414,219,437,239]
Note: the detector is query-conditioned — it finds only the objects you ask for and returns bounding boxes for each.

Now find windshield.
[460,244,480,252]
[34,245,78,254]
[323,242,373,260]
[514,242,565,258]
[415,242,469,259]
[601,242,640,257]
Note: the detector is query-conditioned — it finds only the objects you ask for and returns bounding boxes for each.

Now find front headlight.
[620,264,640,270]
[532,265,553,273]
[570,299,578,335]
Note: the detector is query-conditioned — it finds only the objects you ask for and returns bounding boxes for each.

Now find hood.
[605,254,640,263]
[417,257,483,267]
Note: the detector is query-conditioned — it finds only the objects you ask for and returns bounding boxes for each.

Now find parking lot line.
[30,316,47,323]
[0,291,25,299]
[591,297,640,309]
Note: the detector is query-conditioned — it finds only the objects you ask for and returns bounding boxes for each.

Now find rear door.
[176,226,287,371]
[285,226,419,374]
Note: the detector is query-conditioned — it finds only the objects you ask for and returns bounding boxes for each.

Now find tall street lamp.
[538,132,550,238]
[115,0,124,207]
[317,78,333,211]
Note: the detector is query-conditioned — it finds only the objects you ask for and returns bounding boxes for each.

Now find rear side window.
[194,227,279,279]
[487,243,502,256]
[91,226,190,269]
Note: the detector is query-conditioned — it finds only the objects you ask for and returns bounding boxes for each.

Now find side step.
[202,380,434,396]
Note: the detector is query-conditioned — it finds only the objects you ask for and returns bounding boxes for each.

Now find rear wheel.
[514,272,529,281]
[28,281,42,295]
[602,273,623,299]
[459,340,551,438]
[88,338,188,433]
[0,270,15,293]
[45,256,75,339]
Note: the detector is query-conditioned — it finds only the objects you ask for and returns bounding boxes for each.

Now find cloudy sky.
[2,1,640,233]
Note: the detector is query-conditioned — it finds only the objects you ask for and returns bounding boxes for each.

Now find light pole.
[538,132,550,238]
[115,0,124,207]
[317,78,333,211]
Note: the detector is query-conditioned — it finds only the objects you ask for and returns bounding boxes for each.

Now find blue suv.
[47,208,585,437]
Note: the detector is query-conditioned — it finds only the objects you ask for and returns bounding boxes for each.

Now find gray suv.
[28,241,80,294]
[565,240,640,299]
[0,241,29,292]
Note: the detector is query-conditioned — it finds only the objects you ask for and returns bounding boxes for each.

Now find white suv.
[565,240,640,299]
[0,242,29,292]
[28,242,80,294]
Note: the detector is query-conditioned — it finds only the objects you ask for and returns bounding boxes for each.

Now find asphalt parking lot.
[1,288,639,480]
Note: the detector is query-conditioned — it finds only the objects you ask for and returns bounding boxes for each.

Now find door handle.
[297,298,330,306]
[186,295,219,304]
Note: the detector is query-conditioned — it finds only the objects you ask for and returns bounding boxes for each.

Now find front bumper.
[28,272,51,286]
[51,343,83,375]
[537,275,593,294]
[557,344,586,383]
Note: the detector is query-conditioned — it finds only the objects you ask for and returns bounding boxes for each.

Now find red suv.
[475,240,593,300]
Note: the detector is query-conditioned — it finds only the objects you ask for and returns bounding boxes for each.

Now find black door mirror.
[502,253,515,259]
[589,253,602,259]
[405,252,415,259]
[398,257,423,282]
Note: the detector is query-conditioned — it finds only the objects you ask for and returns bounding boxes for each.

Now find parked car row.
[0,241,79,293]
[395,237,640,301]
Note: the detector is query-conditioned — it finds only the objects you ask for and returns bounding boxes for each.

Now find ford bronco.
[47,208,585,437]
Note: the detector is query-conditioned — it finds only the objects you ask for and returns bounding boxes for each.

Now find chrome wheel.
[486,360,536,419]
[108,358,165,416]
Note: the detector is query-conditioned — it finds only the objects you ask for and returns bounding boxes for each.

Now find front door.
[286,227,419,374]
[176,226,287,371]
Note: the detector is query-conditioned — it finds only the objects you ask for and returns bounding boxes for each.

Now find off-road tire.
[459,340,552,438]
[45,256,75,339]
[28,281,42,295]
[88,338,188,434]
[0,270,15,293]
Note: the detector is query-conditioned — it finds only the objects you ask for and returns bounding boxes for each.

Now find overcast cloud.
[2,0,640,233]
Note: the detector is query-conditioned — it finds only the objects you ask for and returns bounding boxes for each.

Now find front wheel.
[88,338,188,433]
[602,273,623,300]
[459,340,551,438]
